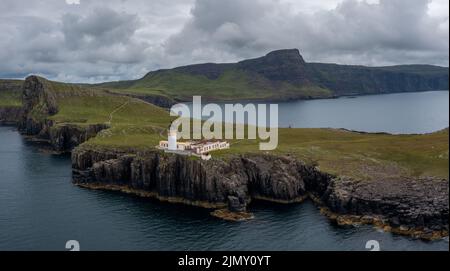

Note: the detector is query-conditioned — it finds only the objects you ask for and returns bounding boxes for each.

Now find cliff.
[72,148,316,212]
[17,76,108,152]
[0,107,22,125]
[72,147,448,239]
[308,63,450,96]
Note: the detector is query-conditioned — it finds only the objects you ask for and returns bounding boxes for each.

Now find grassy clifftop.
[30,77,173,142]
[84,123,449,180]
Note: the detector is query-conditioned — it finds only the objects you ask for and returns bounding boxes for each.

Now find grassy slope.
[44,80,174,146]
[0,80,23,107]
[100,64,448,101]
[217,128,449,180]
[1,78,447,180]
[102,69,332,101]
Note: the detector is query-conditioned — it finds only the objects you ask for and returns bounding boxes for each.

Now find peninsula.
[0,50,448,241]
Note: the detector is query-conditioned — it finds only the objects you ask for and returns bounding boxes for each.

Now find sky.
[0,0,448,83]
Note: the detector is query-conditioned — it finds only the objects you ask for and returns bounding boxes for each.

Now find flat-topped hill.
[94,49,449,102]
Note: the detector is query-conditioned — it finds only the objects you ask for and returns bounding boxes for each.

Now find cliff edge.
[72,147,449,240]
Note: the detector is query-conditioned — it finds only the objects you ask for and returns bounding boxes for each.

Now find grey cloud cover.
[0,0,448,83]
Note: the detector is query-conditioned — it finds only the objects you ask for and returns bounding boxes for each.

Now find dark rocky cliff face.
[306,176,448,238]
[0,107,22,125]
[19,76,58,136]
[72,147,448,238]
[72,149,318,212]
[48,123,109,151]
[307,63,449,95]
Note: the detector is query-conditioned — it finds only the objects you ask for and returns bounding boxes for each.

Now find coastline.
[0,76,448,241]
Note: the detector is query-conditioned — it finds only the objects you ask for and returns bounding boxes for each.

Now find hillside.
[0,79,23,107]
[96,49,449,103]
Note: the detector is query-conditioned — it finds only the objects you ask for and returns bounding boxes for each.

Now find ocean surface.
[183,91,449,134]
[0,91,449,251]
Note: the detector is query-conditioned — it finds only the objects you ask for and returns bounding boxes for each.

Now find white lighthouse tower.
[168,129,177,151]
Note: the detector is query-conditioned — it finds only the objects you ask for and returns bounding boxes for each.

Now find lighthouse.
[168,129,177,151]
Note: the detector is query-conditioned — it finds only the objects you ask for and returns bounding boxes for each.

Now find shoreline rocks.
[0,106,22,125]
[71,147,449,240]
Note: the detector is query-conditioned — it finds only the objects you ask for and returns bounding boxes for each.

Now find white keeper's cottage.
[158,129,230,160]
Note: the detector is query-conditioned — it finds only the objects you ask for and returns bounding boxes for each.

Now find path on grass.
[107,101,130,125]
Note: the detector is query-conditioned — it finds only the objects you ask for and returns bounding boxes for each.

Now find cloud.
[66,0,80,5]
[62,8,140,50]
[0,0,448,82]
[166,0,449,67]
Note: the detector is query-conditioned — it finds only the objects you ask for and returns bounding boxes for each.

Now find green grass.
[50,93,174,148]
[216,128,449,179]
[104,70,332,101]
[83,111,449,180]
[0,80,22,107]
[0,90,21,107]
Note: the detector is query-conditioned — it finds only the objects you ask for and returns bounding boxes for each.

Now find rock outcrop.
[72,149,316,212]
[306,176,449,239]
[72,147,449,239]
[48,123,109,152]
[15,76,108,152]
[0,107,22,125]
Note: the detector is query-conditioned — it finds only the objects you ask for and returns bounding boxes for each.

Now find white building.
[191,141,230,155]
[168,129,177,150]
[158,130,230,160]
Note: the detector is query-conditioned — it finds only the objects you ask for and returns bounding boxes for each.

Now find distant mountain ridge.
[96,49,448,103]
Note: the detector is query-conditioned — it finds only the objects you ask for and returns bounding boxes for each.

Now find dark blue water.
[278,91,449,134]
[0,124,448,251]
[184,91,449,134]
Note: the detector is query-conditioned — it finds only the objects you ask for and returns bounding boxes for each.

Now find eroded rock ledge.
[72,147,449,240]
[0,107,22,125]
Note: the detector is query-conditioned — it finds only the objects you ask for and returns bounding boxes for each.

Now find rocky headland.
[0,75,448,240]
[16,76,109,152]
[71,146,449,240]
